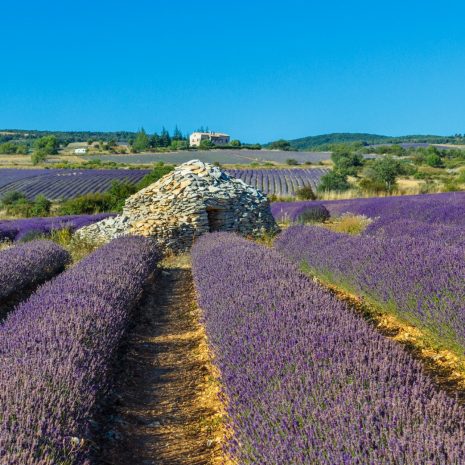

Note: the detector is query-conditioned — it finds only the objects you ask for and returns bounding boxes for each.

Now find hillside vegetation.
[267,132,465,151]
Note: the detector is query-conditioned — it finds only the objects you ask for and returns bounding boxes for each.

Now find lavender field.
[0,236,160,464]
[0,168,150,200]
[271,191,465,224]
[1,186,465,464]
[0,213,113,241]
[192,233,465,464]
[228,168,328,196]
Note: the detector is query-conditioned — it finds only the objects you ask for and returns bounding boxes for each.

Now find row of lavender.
[0,167,326,200]
[228,168,328,196]
[0,168,150,200]
[0,236,160,464]
[0,213,113,241]
[0,240,70,301]
[192,233,465,464]
[276,225,465,352]
[271,191,465,225]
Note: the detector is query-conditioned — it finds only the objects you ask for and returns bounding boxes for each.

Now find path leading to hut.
[99,255,228,465]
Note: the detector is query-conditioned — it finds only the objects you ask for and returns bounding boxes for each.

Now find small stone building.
[79,160,278,252]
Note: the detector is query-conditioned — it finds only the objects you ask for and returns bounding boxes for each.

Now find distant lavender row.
[228,168,328,196]
[0,236,161,464]
[272,191,465,224]
[276,225,465,352]
[192,233,465,464]
[0,168,150,200]
[0,213,114,241]
[0,240,70,301]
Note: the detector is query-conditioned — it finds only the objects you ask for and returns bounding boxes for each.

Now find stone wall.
[78,160,278,252]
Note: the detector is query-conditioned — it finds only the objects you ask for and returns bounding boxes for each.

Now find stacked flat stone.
[77,159,278,253]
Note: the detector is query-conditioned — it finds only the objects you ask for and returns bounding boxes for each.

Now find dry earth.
[99,254,231,465]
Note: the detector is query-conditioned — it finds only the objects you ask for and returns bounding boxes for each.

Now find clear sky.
[1,0,465,142]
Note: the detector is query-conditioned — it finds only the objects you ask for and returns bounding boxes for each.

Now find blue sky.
[1,0,465,142]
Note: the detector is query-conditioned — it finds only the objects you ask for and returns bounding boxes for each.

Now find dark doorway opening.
[207,207,224,232]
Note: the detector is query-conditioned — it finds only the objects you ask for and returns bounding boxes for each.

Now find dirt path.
[99,255,228,465]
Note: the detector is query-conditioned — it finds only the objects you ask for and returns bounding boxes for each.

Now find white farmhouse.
[74,148,87,154]
[189,132,230,147]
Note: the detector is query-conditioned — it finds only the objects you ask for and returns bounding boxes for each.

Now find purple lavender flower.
[192,233,465,464]
[0,236,160,464]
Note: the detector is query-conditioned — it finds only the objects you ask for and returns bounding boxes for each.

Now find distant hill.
[268,133,465,151]
[0,129,137,145]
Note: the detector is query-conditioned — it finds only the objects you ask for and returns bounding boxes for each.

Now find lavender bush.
[0,240,70,301]
[192,233,465,464]
[0,236,161,465]
[275,225,465,352]
[0,213,114,241]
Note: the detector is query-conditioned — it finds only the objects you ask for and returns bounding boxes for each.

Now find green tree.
[159,127,172,147]
[230,139,241,147]
[172,125,183,141]
[331,148,364,176]
[131,128,150,152]
[425,153,444,168]
[317,171,351,192]
[150,133,161,148]
[365,156,403,192]
[0,142,19,154]
[34,135,59,155]
[199,139,214,149]
[269,139,291,151]
[31,150,47,165]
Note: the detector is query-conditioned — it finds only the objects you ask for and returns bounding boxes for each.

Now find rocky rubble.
[77,160,278,252]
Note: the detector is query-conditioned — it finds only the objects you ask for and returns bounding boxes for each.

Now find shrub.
[317,170,350,192]
[286,158,299,165]
[58,192,114,215]
[297,205,330,224]
[295,184,316,200]
[137,163,174,190]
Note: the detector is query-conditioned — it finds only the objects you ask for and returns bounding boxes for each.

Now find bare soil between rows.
[98,256,228,465]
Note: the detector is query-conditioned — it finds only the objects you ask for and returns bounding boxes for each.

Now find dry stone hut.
[78,160,278,252]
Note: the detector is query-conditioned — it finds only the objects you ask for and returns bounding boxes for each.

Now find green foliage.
[34,135,59,155]
[331,147,364,175]
[286,158,299,165]
[131,128,150,152]
[31,150,48,165]
[199,139,214,149]
[30,195,52,216]
[295,184,316,200]
[169,140,189,150]
[274,132,465,151]
[230,139,241,147]
[425,153,444,168]
[137,163,174,189]
[0,192,51,217]
[57,193,113,215]
[269,139,291,151]
[371,145,407,156]
[363,156,404,192]
[0,142,28,154]
[317,171,351,192]
[106,180,137,211]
